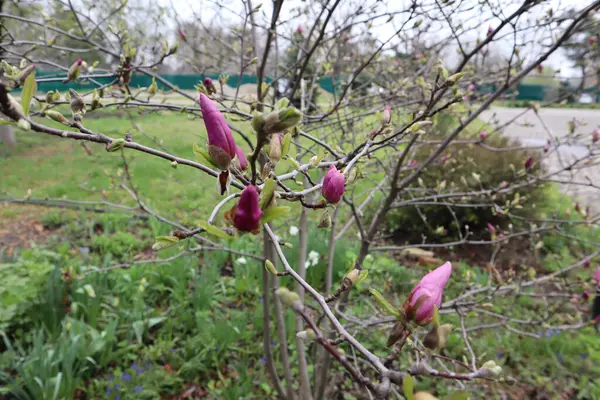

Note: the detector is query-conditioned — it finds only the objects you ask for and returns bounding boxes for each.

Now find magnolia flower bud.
[199,93,236,170]
[423,323,453,350]
[268,134,282,162]
[296,329,317,342]
[524,156,534,170]
[321,165,345,204]
[480,130,487,140]
[263,107,302,135]
[275,287,302,310]
[381,106,392,125]
[17,119,31,131]
[69,89,85,114]
[204,77,217,95]
[233,145,248,171]
[63,58,83,83]
[265,259,278,275]
[317,209,331,228]
[45,110,70,125]
[403,262,452,325]
[592,128,599,143]
[233,185,263,234]
[147,77,158,97]
[251,112,265,135]
[106,139,125,152]
[17,64,35,84]
[446,72,465,85]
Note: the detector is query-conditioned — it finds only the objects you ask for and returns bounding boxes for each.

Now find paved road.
[479,107,600,212]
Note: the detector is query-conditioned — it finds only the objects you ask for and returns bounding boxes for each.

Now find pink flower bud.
[594,267,600,284]
[524,156,534,170]
[537,64,543,73]
[468,83,476,91]
[543,144,549,152]
[407,159,417,168]
[592,128,599,143]
[235,145,248,170]
[480,130,487,140]
[233,185,263,233]
[583,290,590,300]
[487,223,496,233]
[344,35,350,41]
[487,26,494,37]
[404,262,452,325]
[584,259,591,268]
[204,77,216,95]
[178,28,187,41]
[297,25,303,34]
[199,93,236,170]
[322,165,345,204]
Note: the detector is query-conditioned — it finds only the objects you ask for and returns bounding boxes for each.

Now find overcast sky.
[162,0,592,78]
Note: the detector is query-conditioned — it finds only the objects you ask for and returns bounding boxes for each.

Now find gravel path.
[479,107,600,212]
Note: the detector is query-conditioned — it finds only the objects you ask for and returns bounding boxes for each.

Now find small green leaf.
[281,132,292,158]
[369,289,400,318]
[403,375,414,400]
[132,320,144,343]
[21,71,36,116]
[259,178,276,210]
[0,120,15,125]
[193,143,218,168]
[357,270,369,285]
[197,220,231,239]
[148,316,167,328]
[261,206,291,224]
[152,235,179,251]
[432,305,440,327]
[83,284,96,298]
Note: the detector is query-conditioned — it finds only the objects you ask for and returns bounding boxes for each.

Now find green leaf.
[51,372,62,400]
[148,316,167,328]
[259,178,276,210]
[21,71,36,116]
[432,305,440,327]
[197,220,231,239]
[83,284,96,298]
[193,143,217,168]
[281,132,292,158]
[0,119,15,125]
[403,375,414,400]
[261,206,291,224]
[357,270,369,285]
[369,289,400,318]
[152,235,180,251]
[132,320,144,343]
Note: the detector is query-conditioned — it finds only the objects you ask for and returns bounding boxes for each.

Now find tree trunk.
[0,125,16,148]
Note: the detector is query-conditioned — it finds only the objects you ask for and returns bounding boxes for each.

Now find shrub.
[385,113,548,241]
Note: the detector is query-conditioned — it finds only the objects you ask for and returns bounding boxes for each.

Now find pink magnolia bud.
[407,159,417,168]
[233,185,263,233]
[204,77,216,95]
[321,165,345,204]
[297,25,303,34]
[199,93,236,170]
[235,145,248,170]
[592,128,599,143]
[487,223,496,233]
[468,83,476,91]
[583,290,590,300]
[480,130,487,140]
[63,58,83,83]
[404,262,452,325]
[584,259,591,268]
[344,35,350,41]
[537,64,543,73]
[487,26,494,37]
[524,156,534,170]
[178,28,187,41]
[594,267,600,284]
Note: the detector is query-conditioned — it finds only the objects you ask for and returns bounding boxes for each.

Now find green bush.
[386,113,548,240]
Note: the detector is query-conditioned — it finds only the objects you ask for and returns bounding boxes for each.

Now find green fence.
[13,71,598,102]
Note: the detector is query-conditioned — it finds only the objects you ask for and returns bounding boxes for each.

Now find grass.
[1,106,600,399]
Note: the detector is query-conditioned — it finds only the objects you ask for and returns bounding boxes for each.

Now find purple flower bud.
[404,262,452,325]
[584,259,591,268]
[487,223,496,233]
[537,64,543,73]
[480,130,487,140]
[487,26,494,37]
[407,159,418,168]
[199,93,236,170]
[297,25,303,34]
[592,128,599,143]
[204,77,216,94]
[524,156,534,170]
[583,290,590,300]
[468,83,476,91]
[321,165,345,204]
[233,185,263,233]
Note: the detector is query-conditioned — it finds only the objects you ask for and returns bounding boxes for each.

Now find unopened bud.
[265,259,278,275]
[251,112,265,134]
[17,64,36,84]
[17,119,31,131]
[69,89,85,114]
[446,72,465,85]
[171,161,178,168]
[317,209,331,228]
[106,138,125,152]
[275,287,302,309]
[296,329,317,342]
[263,107,302,135]
[45,110,70,125]
[381,106,392,125]
[268,134,282,162]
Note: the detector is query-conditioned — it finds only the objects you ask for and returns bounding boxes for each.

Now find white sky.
[162,0,592,78]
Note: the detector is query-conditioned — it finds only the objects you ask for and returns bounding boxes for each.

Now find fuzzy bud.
[251,112,265,135]
[69,89,85,114]
[45,110,70,125]
[204,77,217,95]
[403,262,452,325]
[265,259,279,275]
[275,287,303,310]
[423,323,453,350]
[106,138,125,152]
[381,106,392,125]
[321,165,345,204]
[317,209,332,228]
[480,130,487,140]
[296,329,317,342]
[268,134,282,163]
[17,64,36,84]
[446,72,465,85]
[263,107,302,135]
